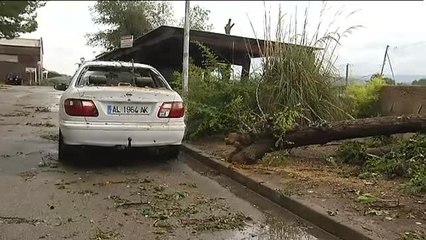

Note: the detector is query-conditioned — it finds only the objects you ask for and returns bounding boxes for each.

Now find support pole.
[345,63,349,87]
[380,45,389,76]
[182,0,190,96]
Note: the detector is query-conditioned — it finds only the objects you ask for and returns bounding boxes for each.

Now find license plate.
[107,104,151,115]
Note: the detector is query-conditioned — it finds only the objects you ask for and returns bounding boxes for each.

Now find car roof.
[82,61,153,69]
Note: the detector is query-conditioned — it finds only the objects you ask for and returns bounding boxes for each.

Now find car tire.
[58,130,74,162]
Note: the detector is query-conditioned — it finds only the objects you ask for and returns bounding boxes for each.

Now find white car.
[55,61,186,161]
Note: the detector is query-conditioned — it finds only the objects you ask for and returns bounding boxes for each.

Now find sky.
[22,1,426,81]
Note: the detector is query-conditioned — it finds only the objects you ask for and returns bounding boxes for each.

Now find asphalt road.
[0,86,337,240]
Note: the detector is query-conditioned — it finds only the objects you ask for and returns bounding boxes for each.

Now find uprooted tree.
[228,115,426,164]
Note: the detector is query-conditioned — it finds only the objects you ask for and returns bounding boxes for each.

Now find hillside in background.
[341,74,426,85]
[42,70,72,86]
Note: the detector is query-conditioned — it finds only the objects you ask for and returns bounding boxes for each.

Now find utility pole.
[182,0,190,96]
[345,63,349,87]
[380,45,390,76]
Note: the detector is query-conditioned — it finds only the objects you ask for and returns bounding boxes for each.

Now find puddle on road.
[231,220,322,240]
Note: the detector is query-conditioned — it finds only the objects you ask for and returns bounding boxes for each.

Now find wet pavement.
[0,86,337,240]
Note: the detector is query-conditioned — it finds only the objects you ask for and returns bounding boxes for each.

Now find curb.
[181,143,373,240]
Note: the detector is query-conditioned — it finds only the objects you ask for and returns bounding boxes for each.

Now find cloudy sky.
[22,1,426,81]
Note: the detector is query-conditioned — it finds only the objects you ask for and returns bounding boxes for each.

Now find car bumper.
[60,121,185,147]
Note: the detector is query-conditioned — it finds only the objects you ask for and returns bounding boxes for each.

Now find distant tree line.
[412,78,426,85]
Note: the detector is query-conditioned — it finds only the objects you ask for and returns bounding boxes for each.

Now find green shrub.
[171,44,259,139]
[344,77,387,118]
[337,134,426,193]
[336,141,368,165]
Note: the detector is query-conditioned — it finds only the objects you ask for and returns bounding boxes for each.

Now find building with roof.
[95,26,314,82]
[0,37,44,85]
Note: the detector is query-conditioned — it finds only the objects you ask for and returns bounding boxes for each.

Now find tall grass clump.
[248,3,361,139]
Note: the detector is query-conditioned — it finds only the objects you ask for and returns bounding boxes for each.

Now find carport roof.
[95,26,318,66]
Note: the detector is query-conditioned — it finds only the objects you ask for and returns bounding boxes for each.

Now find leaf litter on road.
[102,177,252,235]
[0,215,45,225]
[35,106,51,112]
[40,133,59,142]
[90,227,121,240]
[0,111,30,117]
[18,170,38,181]
[26,122,55,127]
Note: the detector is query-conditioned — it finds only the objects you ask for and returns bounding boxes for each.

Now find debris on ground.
[400,230,426,240]
[35,106,51,113]
[190,133,426,239]
[18,170,38,181]
[99,177,251,234]
[108,195,148,208]
[0,111,30,117]
[38,154,58,168]
[184,212,250,231]
[26,122,55,127]
[40,133,59,142]
[0,215,45,225]
[90,227,121,240]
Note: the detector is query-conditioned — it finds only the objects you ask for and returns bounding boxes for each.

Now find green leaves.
[178,5,213,31]
[337,134,426,193]
[337,141,368,165]
[86,1,213,50]
[344,76,387,118]
[0,1,45,38]
[355,193,377,204]
[86,1,155,50]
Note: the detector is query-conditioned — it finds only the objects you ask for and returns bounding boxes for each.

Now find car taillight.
[158,102,185,118]
[64,99,98,117]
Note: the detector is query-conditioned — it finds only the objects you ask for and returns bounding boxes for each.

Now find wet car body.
[55,61,186,160]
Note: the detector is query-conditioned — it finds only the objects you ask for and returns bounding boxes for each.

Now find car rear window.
[76,66,168,89]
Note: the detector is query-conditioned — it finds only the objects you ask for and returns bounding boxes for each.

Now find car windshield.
[76,65,168,89]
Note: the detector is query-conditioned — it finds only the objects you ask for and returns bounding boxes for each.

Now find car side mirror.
[54,83,68,91]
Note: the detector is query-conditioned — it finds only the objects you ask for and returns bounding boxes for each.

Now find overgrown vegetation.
[173,5,360,140]
[337,134,426,193]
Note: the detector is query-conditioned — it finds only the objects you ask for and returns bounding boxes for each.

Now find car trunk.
[78,86,176,123]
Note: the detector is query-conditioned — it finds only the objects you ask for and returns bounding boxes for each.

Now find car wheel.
[58,130,74,162]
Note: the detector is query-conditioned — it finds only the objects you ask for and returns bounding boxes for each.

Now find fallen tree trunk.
[281,115,426,148]
[229,115,426,164]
